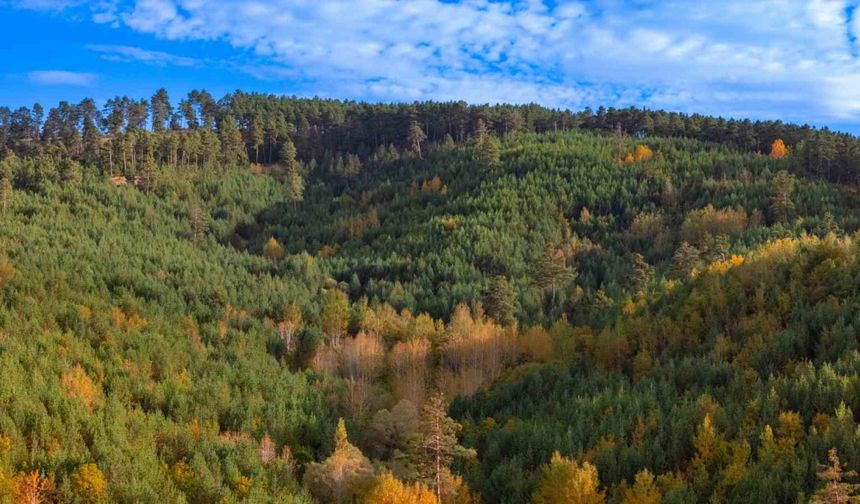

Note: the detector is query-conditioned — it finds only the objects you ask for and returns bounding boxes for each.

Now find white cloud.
[27,70,97,86]
[87,44,197,66]
[12,0,860,123]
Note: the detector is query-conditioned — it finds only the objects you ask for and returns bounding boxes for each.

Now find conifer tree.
[408,120,427,159]
[473,119,500,168]
[533,247,576,302]
[812,448,860,504]
[219,115,246,167]
[190,205,208,245]
[485,275,516,326]
[411,393,475,503]
[671,241,700,278]
[150,88,172,132]
[772,170,795,223]
[0,174,12,212]
[249,118,264,163]
[140,150,157,192]
[321,288,350,345]
[630,252,653,290]
[281,138,304,207]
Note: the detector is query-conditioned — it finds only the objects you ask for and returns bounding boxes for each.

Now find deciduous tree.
[304,419,375,504]
[532,452,605,504]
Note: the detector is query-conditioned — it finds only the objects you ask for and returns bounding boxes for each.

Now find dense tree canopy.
[1,90,860,503]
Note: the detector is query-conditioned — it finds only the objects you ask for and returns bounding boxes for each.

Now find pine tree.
[630,252,653,290]
[60,158,82,184]
[473,119,500,168]
[249,118,264,163]
[533,247,577,302]
[772,170,795,223]
[485,275,516,326]
[408,120,427,159]
[190,205,208,245]
[140,150,157,192]
[411,393,475,503]
[812,448,860,504]
[671,241,700,278]
[288,166,304,205]
[218,115,246,167]
[281,138,304,208]
[0,175,12,212]
[150,88,172,132]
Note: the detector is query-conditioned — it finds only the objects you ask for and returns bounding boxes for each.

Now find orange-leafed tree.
[0,255,13,288]
[339,331,386,420]
[390,336,431,406]
[770,138,788,159]
[520,326,554,362]
[811,448,860,504]
[62,364,101,410]
[9,471,56,504]
[438,304,519,396]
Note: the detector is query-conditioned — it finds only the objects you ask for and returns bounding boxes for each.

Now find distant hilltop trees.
[1,89,860,186]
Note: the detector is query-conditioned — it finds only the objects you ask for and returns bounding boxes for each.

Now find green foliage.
[0,166,334,503]
[3,92,860,504]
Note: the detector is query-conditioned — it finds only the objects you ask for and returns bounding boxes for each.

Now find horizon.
[3,1,860,135]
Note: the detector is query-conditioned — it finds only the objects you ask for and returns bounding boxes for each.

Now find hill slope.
[1,100,860,503]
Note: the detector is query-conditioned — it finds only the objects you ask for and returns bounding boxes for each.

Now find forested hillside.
[1,91,860,503]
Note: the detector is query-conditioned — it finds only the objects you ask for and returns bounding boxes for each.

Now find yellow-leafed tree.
[72,463,107,503]
[361,473,436,504]
[303,419,374,503]
[532,451,605,504]
[621,469,661,504]
[262,236,285,262]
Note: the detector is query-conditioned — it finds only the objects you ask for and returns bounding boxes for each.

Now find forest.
[1,89,860,503]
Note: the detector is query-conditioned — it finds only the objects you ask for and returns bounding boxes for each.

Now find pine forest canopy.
[0,89,860,503]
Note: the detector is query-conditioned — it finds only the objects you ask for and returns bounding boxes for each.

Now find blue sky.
[3,0,860,133]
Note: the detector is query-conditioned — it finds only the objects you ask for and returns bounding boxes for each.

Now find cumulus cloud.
[27,70,97,86]
[12,0,860,123]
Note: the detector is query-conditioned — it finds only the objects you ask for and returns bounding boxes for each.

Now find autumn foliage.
[8,471,55,504]
[61,364,101,410]
[623,144,653,163]
[770,138,788,159]
[361,473,437,504]
[532,452,605,504]
[71,463,107,502]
